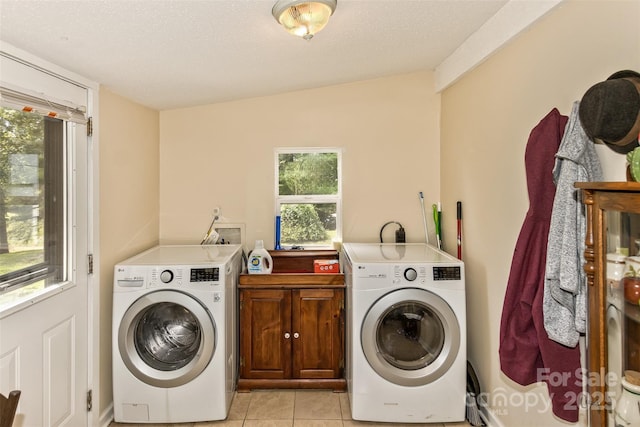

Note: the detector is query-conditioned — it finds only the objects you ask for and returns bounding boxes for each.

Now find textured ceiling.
[0,0,515,110]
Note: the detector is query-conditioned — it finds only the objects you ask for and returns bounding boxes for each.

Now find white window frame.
[275,147,342,249]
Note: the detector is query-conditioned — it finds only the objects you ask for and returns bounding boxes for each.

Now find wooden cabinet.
[240,288,292,380]
[577,182,640,427]
[237,273,346,391]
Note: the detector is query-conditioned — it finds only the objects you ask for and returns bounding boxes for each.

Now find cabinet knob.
[293,332,300,339]
[284,332,291,339]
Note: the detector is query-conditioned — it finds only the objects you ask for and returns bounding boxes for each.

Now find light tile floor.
[109,390,472,427]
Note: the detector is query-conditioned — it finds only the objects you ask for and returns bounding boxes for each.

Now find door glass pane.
[0,107,65,297]
[376,301,445,370]
[135,302,202,371]
[604,210,640,422]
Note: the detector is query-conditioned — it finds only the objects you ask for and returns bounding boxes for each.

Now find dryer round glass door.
[361,288,460,386]
[118,290,216,388]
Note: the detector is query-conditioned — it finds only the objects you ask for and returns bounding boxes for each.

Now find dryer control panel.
[433,266,462,281]
[393,265,428,284]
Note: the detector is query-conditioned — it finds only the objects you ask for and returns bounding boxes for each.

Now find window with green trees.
[276,149,341,248]
[0,107,65,295]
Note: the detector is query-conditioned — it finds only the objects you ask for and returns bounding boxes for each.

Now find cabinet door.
[240,289,292,379]
[292,288,343,379]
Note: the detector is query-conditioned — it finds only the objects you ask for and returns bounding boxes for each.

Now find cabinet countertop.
[576,181,640,191]
[239,273,344,288]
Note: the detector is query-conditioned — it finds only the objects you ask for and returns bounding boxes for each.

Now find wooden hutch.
[237,250,346,391]
[577,182,640,426]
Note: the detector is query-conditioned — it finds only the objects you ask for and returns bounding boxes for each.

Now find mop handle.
[419,192,429,244]
[457,201,462,260]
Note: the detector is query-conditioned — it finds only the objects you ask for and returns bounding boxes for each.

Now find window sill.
[0,280,73,319]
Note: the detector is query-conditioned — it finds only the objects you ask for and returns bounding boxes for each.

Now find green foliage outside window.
[280,204,328,242]
[0,107,45,256]
[278,152,338,196]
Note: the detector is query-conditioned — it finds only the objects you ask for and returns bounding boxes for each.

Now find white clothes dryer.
[341,243,466,423]
[112,244,243,423]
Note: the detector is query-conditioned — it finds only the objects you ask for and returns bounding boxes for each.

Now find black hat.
[579,70,640,154]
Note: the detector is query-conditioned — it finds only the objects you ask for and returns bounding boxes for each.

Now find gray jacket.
[543,101,603,347]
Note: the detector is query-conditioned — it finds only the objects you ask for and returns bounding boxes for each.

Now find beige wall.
[159,71,441,249]
[98,88,159,415]
[440,1,639,426]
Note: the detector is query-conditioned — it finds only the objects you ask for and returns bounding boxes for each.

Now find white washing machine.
[112,244,243,423]
[341,243,466,423]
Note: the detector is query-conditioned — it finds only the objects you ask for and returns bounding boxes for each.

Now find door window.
[0,108,66,297]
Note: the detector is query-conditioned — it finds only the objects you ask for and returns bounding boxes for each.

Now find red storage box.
[313,259,340,273]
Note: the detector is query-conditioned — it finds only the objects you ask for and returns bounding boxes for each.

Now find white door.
[0,51,92,427]
[0,121,89,427]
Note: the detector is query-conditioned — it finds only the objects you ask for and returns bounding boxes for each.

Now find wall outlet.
[213,207,221,217]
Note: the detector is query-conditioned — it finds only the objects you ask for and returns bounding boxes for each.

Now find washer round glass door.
[361,288,460,386]
[118,290,216,388]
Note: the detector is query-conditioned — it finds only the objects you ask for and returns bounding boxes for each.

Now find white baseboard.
[477,399,588,427]
[480,406,506,427]
[99,402,113,427]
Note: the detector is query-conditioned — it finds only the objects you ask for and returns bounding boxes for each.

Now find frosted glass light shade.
[272,0,337,40]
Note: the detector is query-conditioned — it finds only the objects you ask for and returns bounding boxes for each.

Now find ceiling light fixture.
[272,0,337,41]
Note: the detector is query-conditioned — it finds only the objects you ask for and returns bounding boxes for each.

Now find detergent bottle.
[248,240,273,274]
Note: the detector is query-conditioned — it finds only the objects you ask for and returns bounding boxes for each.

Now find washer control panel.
[149,266,220,287]
[393,265,429,284]
[159,270,174,283]
[115,265,224,289]
[190,267,220,282]
[151,267,184,286]
[404,267,418,281]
